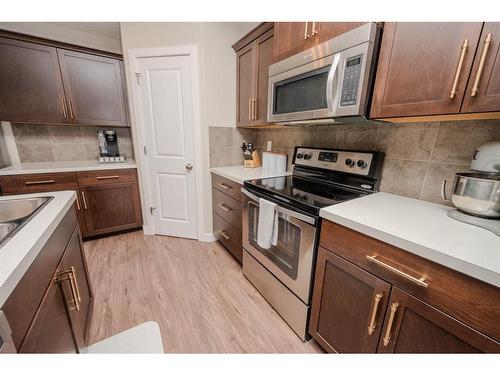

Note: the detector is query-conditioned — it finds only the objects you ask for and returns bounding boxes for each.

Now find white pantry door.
[136,54,198,239]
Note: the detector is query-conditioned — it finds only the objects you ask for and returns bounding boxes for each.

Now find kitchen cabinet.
[233,23,274,127]
[57,49,128,126]
[370,22,500,120]
[0,32,129,127]
[211,173,243,263]
[77,169,143,237]
[0,168,143,239]
[309,248,391,353]
[0,37,67,124]
[273,22,365,62]
[310,220,500,353]
[462,23,500,113]
[3,208,92,353]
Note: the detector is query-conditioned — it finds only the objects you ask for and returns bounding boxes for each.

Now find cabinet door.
[377,288,500,353]
[19,276,77,353]
[462,23,500,113]
[314,22,366,44]
[253,28,274,125]
[58,227,92,351]
[0,37,67,123]
[309,247,392,353]
[236,43,255,127]
[273,22,311,62]
[370,23,483,118]
[81,182,143,236]
[57,49,128,126]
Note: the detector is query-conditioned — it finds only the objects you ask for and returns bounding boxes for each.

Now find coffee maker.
[97,130,125,162]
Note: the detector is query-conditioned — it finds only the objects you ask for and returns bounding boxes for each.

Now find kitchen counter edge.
[210,166,291,185]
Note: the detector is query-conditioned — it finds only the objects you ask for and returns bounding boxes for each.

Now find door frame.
[127,45,203,239]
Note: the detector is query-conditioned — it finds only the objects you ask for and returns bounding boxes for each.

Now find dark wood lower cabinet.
[378,288,498,353]
[309,248,391,353]
[19,275,78,353]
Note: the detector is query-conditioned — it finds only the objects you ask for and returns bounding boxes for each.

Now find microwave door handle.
[326,53,342,116]
[241,188,316,226]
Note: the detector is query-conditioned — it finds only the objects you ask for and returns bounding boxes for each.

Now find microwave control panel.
[340,55,362,107]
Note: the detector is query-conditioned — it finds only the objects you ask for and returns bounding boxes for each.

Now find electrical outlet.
[266,141,272,152]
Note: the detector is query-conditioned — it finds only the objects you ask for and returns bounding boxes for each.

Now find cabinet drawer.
[212,188,242,229]
[211,173,242,202]
[76,168,137,187]
[320,220,500,341]
[213,212,242,263]
[0,172,77,194]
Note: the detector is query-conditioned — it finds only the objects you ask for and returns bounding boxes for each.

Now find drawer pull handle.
[383,302,399,347]
[81,191,88,210]
[70,266,82,303]
[218,183,231,190]
[56,269,80,311]
[366,255,428,288]
[218,203,232,212]
[218,230,230,240]
[97,175,119,180]
[367,292,383,335]
[25,180,55,185]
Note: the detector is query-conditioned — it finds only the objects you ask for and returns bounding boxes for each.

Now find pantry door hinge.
[135,72,141,85]
[149,206,156,215]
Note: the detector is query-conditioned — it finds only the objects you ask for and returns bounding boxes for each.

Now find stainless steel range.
[241,146,384,340]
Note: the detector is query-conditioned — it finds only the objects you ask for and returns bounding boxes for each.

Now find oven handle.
[241,188,316,226]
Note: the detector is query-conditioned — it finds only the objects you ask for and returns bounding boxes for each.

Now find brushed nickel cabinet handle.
[311,22,318,37]
[68,100,75,120]
[304,22,310,40]
[471,33,493,97]
[96,175,119,180]
[218,183,231,190]
[55,269,80,311]
[367,292,383,335]
[252,98,257,120]
[450,39,469,99]
[25,180,55,185]
[61,97,68,119]
[81,191,88,210]
[218,203,232,212]
[75,195,81,211]
[366,255,428,288]
[383,302,399,347]
[248,98,252,121]
[71,266,82,303]
[218,230,230,240]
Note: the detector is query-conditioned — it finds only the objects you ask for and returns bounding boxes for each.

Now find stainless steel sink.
[0,196,53,248]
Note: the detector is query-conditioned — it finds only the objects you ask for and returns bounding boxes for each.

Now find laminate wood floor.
[84,231,323,353]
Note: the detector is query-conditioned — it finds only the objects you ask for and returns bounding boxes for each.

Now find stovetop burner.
[244,146,384,216]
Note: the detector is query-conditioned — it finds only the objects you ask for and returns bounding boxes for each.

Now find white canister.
[262,152,271,171]
[276,154,287,173]
[267,153,277,172]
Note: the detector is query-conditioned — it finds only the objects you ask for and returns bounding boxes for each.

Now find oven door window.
[273,65,330,115]
[248,202,301,280]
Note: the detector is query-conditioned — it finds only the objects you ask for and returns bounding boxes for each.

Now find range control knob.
[357,160,368,169]
[296,153,304,159]
[303,153,312,160]
[345,158,355,167]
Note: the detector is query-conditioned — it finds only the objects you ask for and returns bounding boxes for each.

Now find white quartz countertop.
[0,160,137,175]
[320,192,500,287]
[210,166,291,184]
[0,191,76,307]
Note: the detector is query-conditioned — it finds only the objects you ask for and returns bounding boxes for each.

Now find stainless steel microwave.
[267,23,381,125]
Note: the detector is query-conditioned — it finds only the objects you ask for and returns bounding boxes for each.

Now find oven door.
[241,188,317,303]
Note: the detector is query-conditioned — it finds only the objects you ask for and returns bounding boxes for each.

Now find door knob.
[186,163,193,171]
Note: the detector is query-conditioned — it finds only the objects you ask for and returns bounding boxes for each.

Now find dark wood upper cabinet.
[233,23,274,127]
[0,37,66,123]
[58,49,129,126]
[314,22,366,44]
[378,288,499,353]
[309,247,391,353]
[370,22,483,119]
[59,228,93,351]
[462,23,500,113]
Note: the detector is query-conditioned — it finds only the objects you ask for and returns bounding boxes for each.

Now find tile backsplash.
[11,124,134,162]
[208,120,500,206]
[208,126,255,167]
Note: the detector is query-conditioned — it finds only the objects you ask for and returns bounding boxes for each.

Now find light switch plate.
[266,141,272,152]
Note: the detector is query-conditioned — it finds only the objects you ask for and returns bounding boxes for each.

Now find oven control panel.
[294,147,374,176]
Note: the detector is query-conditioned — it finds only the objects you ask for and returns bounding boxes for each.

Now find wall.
[120,22,258,240]
[0,22,121,54]
[208,119,500,206]
[10,124,133,162]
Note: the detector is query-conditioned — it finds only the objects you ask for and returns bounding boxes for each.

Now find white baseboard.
[198,232,216,242]
[142,225,155,236]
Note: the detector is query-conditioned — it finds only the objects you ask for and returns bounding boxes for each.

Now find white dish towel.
[257,198,279,249]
